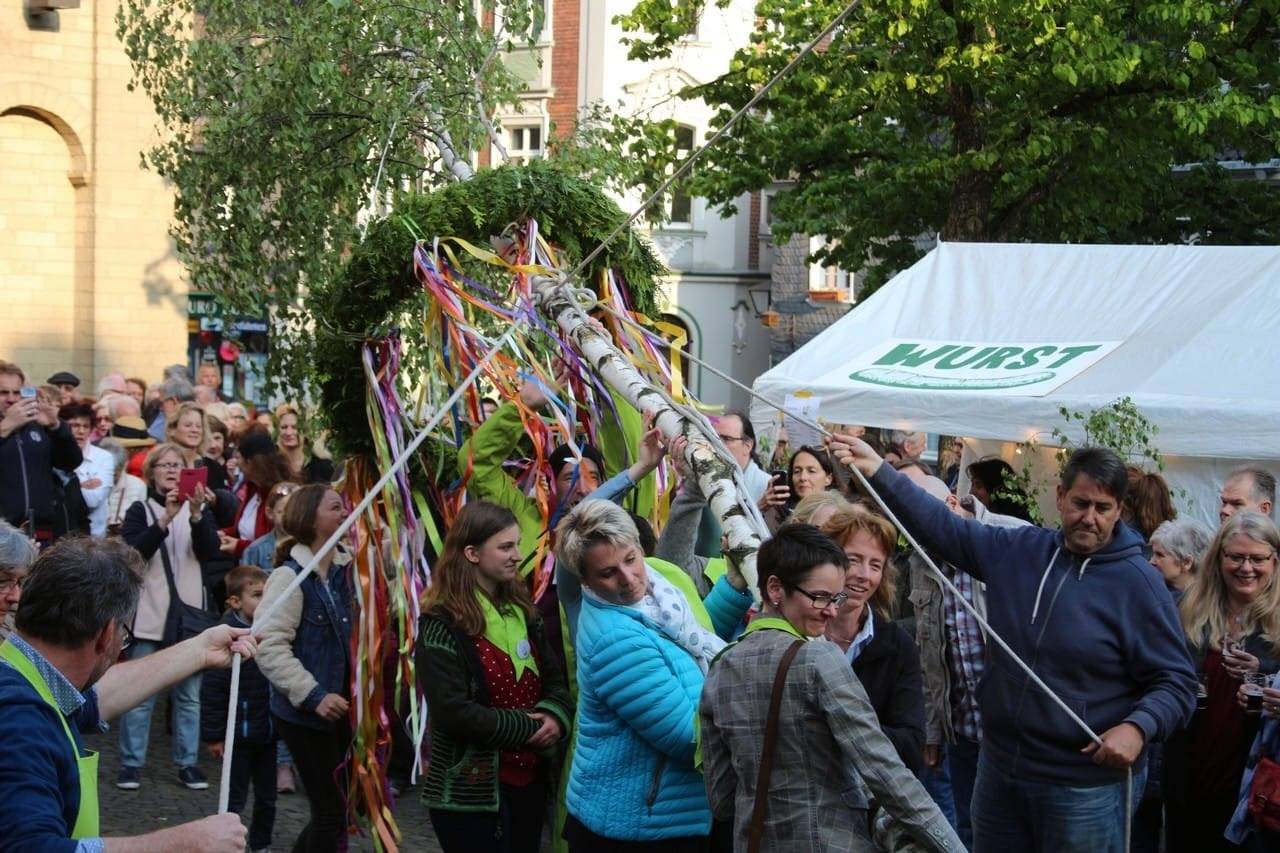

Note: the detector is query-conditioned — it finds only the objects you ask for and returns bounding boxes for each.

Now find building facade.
[1,0,188,387]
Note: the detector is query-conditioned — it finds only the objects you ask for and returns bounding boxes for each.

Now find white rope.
[217,323,521,813]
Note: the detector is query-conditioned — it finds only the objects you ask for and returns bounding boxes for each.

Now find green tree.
[117,0,546,394]
[609,0,1280,290]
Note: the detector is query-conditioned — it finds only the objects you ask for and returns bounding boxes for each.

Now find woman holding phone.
[165,402,228,490]
[116,441,222,792]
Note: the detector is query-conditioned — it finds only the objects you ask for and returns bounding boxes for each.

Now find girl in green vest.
[417,500,573,852]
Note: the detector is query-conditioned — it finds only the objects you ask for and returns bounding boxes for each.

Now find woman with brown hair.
[256,483,353,852]
[822,507,927,775]
[417,500,572,852]
[1164,511,1280,852]
[220,428,297,560]
[1124,465,1177,545]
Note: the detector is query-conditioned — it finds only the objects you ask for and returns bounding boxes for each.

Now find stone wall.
[0,0,186,386]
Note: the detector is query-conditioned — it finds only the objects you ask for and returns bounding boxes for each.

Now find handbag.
[747,639,804,853]
[145,501,217,646]
[1248,756,1280,833]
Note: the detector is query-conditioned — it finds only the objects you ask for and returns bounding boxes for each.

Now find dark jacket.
[853,617,927,776]
[871,464,1197,786]
[0,421,82,529]
[0,662,102,853]
[201,611,274,744]
[257,551,353,732]
[416,607,573,813]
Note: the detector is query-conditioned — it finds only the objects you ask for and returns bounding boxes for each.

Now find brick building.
[0,0,187,386]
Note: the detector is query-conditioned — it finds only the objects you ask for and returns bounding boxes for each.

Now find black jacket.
[0,421,82,529]
[201,611,274,744]
[851,616,927,776]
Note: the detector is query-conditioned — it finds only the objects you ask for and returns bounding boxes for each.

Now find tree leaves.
[117,0,546,399]
[606,0,1280,294]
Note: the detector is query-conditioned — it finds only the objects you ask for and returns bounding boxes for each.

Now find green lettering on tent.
[873,342,961,368]
[972,346,1025,369]
[936,346,996,370]
[1046,345,1101,368]
[1006,345,1058,370]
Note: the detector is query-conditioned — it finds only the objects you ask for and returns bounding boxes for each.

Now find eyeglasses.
[717,434,747,444]
[781,580,848,610]
[118,621,133,651]
[1223,551,1276,568]
[0,575,25,594]
[153,462,183,471]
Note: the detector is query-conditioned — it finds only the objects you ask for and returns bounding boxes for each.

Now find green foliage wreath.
[310,160,666,461]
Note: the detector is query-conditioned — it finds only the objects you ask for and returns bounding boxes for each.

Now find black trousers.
[429,779,548,853]
[228,739,278,850]
[275,716,350,853]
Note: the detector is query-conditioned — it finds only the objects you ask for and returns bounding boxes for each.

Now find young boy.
[200,565,276,853]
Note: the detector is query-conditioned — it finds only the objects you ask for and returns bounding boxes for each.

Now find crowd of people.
[2,356,1279,853]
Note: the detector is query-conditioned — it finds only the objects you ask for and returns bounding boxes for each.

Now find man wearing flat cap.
[47,372,82,406]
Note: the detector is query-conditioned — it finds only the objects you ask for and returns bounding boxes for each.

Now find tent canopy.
[751,241,1280,460]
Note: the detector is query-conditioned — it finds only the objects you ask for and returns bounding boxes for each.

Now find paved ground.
[87,706,443,851]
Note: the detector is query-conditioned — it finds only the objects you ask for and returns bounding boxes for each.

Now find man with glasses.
[0,536,256,852]
[691,412,775,559]
[831,438,1196,853]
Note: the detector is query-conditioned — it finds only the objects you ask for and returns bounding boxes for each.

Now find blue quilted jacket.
[568,574,752,840]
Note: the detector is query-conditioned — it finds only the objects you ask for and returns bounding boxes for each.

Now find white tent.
[750,241,1280,525]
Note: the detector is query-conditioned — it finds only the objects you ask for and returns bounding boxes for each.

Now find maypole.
[530,272,768,591]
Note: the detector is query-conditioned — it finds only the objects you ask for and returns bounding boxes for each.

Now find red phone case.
[177,467,208,500]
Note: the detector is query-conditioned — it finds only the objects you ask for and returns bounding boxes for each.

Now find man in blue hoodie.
[831,437,1195,853]
[0,536,256,852]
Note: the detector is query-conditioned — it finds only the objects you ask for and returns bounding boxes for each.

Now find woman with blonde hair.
[788,489,856,528]
[165,402,208,467]
[417,500,572,852]
[274,404,334,484]
[1164,511,1280,852]
[821,507,925,774]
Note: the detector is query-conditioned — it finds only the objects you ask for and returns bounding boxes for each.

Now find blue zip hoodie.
[871,464,1196,786]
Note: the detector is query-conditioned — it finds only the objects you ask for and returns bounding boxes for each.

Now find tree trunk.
[532,275,767,594]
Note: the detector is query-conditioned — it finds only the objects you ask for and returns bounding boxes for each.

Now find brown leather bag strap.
[748,639,804,853]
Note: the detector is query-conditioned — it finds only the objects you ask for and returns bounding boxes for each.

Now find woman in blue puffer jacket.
[554,499,753,851]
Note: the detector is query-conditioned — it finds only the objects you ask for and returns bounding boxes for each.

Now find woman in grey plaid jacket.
[701,524,962,852]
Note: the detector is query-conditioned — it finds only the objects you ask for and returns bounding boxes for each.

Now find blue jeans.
[949,737,981,850]
[118,639,202,768]
[971,752,1147,853]
[922,744,958,830]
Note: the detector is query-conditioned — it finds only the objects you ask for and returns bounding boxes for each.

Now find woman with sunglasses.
[701,524,959,852]
[116,442,222,792]
[1164,511,1280,852]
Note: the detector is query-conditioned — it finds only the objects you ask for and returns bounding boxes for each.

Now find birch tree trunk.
[533,275,767,595]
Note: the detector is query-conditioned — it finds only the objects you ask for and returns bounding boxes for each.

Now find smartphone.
[177,467,208,501]
[770,469,789,489]
[19,386,37,399]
